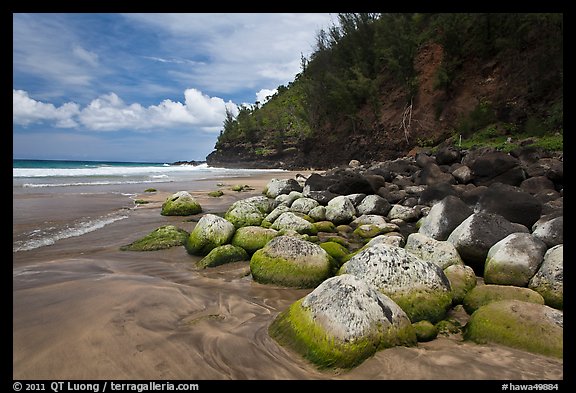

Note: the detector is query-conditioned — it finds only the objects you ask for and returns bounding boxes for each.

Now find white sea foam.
[13,213,129,252]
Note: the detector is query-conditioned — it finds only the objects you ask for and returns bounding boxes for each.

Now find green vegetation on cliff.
[208,13,562,169]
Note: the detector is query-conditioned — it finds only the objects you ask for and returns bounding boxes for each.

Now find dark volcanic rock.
[475,182,543,228]
[467,151,526,187]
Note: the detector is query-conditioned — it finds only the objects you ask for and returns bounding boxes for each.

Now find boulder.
[525,157,563,184]
[356,194,391,216]
[224,196,274,228]
[387,204,418,222]
[468,151,526,186]
[447,212,528,275]
[405,233,464,270]
[452,165,473,184]
[326,170,375,195]
[269,274,416,369]
[532,216,563,247]
[415,162,456,186]
[290,197,319,215]
[160,191,202,216]
[186,214,236,256]
[435,146,461,165]
[197,244,248,268]
[339,243,453,323]
[346,193,367,206]
[308,205,327,221]
[484,233,547,286]
[520,176,556,195]
[120,225,188,251]
[230,226,279,254]
[250,236,332,288]
[418,183,458,206]
[412,320,438,342]
[529,245,563,309]
[271,212,317,235]
[418,196,473,241]
[325,196,356,225]
[464,300,562,358]
[474,182,542,228]
[265,178,303,198]
[443,264,477,305]
[462,284,545,315]
[263,205,291,225]
[275,190,302,207]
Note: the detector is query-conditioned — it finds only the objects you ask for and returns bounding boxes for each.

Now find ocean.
[13,159,284,252]
[13,159,284,189]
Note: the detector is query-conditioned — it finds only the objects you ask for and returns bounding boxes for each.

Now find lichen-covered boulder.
[230,226,278,254]
[405,233,464,270]
[271,212,317,235]
[265,178,303,198]
[356,195,391,216]
[387,204,418,222]
[275,190,303,207]
[263,205,290,225]
[529,245,563,309]
[308,205,326,221]
[160,191,202,216]
[250,236,332,288]
[365,233,405,248]
[290,197,319,214]
[197,244,248,269]
[224,196,274,228]
[462,284,545,315]
[418,195,473,241]
[532,216,563,247]
[185,214,235,256]
[447,212,528,275]
[269,274,416,369]
[120,225,189,251]
[325,196,356,224]
[339,243,453,323]
[484,233,547,286]
[464,300,562,358]
[443,264,477,305]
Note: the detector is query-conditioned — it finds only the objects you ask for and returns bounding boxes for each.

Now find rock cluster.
[129,146,563,368]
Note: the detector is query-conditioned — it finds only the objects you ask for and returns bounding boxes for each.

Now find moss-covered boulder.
[412,320,438,342]
[185,214,236,256]
[339,243,453,323]
[320,241,349,261]
[313,220,337,233]
[484,233,547,286]
[529,244,563,309]
[464,300,563,358]
[230,226,278,254]
[269,274,416,369]
[250,236,332,288]
[161,191,202,216]
[197,244,248,268]
[120,225,189,251]
[462,284,545,315]
[224,196,274,228]
[353,223,398,239]
[443,264,477,305]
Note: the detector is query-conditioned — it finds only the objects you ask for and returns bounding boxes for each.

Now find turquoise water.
[13,159,167,169]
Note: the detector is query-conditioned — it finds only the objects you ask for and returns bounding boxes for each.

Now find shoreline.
[12,169,563,380]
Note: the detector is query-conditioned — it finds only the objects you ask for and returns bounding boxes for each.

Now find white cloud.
[256,88,277,104]
[13,89,80,128]
[13,88,238,133]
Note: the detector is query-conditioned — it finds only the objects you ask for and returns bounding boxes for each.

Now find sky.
[12,13,334,163]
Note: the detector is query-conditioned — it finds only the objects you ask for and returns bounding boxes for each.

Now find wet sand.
[13,172,564,381]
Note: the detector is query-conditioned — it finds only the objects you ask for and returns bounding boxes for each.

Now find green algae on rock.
[462,284,545,315]
[464,300,563,358]
[412,320,438,342]
[443,264,477,305]
[161,191,202,216]
[230,226,279,254]
[185,214,236,256]
[120,225,189,251]
[269,274,416,369]
[250,236,332,288]
[197,244,248,268]
[338,243,453,323]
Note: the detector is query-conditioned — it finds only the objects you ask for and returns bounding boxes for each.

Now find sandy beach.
[13,170,563,381]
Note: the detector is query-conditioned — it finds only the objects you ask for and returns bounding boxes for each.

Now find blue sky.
[13,13,334,163]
